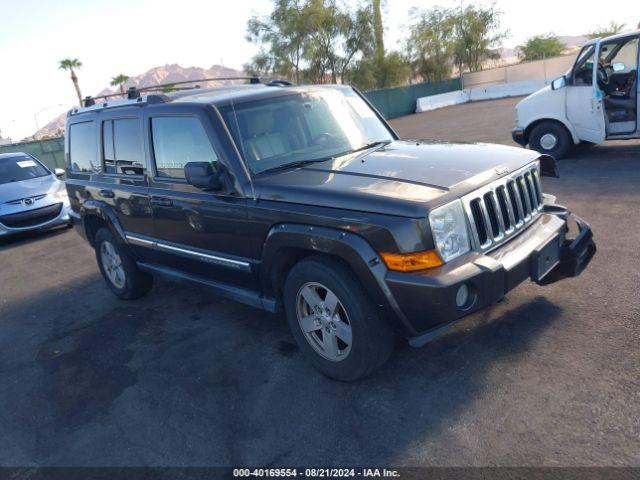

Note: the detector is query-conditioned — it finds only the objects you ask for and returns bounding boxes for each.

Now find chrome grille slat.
[507,180,525,225]
[461,162,544,252]
[532,170,543,206]
[517,176,532,219]
[524,172,537,210]
[485,191,505,239]
[496,186,516,233]
[477,198,496,244]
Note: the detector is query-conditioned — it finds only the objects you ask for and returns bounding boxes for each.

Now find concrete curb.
[416,79,552,112]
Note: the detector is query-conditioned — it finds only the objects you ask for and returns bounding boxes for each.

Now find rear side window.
[69,121,99,173]
[103,118,145,175]
[150,116,219,179]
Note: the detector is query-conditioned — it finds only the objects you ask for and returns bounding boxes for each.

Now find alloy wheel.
[100,240,125,289]
[295,282,352,362]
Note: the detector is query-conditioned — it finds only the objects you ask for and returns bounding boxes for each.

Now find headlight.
[53,186,69,201]
[428,199,471,263]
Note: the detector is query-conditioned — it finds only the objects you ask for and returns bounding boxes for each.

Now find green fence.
[363,78,462,119]
[0,137,65,171]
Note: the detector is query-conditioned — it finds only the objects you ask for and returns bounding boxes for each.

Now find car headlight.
[53,186,69,201]
[428,199,471,263]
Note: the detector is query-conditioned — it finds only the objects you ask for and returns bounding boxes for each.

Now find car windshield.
[0,155,50,185]
[219,88,394,174]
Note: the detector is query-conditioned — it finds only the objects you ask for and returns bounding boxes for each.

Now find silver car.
[0,152,71,237]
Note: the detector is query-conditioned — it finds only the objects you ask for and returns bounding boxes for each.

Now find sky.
[0,0,637,140]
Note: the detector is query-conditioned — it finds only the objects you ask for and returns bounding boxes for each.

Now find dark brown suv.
[65,81,595,381]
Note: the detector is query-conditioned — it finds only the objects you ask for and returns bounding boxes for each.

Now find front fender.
[261,223,417,335]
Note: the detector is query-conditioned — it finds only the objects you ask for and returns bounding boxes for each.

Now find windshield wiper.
[348,140,391,155]
[258,159,330,175]
[257,141,391,175]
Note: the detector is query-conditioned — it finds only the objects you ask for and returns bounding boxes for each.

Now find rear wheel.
[283,256,394,381]
[529,121,573,159]
[94,228,153,299]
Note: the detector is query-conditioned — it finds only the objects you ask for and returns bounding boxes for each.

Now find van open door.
[566,40,607,143]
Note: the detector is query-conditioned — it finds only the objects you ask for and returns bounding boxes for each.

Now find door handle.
[150,197,173,207]
[99,189,115,199]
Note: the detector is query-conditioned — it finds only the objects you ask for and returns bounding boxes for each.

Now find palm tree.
[110,74,130,97]
[58,58,83,106]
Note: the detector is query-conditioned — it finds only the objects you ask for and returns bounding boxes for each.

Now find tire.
[283,255,394,381]
[94,227,153,300]
[529,121,573,159]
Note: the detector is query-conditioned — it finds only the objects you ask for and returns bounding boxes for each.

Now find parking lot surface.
[1,97,638,467]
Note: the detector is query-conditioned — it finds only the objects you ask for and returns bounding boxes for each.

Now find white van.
[513,31,639,158]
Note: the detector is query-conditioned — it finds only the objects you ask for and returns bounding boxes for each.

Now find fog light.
[455,284,469,308]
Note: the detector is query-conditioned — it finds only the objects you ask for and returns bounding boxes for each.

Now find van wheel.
[94,228,153,299]
[283,256,394,381]
[529,121,572,159]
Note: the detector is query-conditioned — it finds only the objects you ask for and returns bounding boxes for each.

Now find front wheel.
[529,121,573,159]
[283,256,394,381]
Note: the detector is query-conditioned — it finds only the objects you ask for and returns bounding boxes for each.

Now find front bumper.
[384,206,595,346]
[0,202,72,237]
[512,127,526,146]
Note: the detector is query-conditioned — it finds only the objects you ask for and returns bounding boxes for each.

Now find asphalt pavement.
[0,97,638,467]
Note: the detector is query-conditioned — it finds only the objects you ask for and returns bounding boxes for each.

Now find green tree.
[452,4,507,73]
[406,7,456,82]
[110,74,130,96]
[303,0,374,84]
[518,34,564,62]
[360,0,411,89]
[246,0,375,85]
[587,21,626,39]
[345,51,411,90]
[246,0,309,83]
[58,58,83,106]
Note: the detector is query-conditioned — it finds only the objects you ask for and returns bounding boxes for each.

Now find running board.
[137,262,278,313]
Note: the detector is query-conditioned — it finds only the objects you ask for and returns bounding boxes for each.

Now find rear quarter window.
[69,121,99,173]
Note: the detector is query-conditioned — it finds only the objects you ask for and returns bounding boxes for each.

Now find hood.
[516,84,567,127]
[254,140,540,217]
[0,175,59,204]
[518,85,552,107]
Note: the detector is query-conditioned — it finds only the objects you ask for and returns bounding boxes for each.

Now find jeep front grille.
[462,162,543,251]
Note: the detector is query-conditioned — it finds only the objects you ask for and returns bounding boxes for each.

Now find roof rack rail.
[70,94,170,115]
[74,76,294,112]
[79,76,262,107]
[264,79,294,87]
[137,76,262,94]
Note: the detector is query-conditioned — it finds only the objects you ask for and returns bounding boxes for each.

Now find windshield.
[0,155,50,185]
[219,88,394,174]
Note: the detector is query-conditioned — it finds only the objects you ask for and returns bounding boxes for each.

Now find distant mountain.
[30,64,244,140]
[557,35,589,50]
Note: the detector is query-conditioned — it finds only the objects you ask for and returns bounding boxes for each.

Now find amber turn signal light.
[379,250,444,272]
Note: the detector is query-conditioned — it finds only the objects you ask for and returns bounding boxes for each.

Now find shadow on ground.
[0,271,562,465]
[0,225,72,251]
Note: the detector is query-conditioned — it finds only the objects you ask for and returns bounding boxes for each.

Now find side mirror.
[53,168,65,178]
[184,161,224,190]
[551,76,566,90]
[539,155,559,178]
